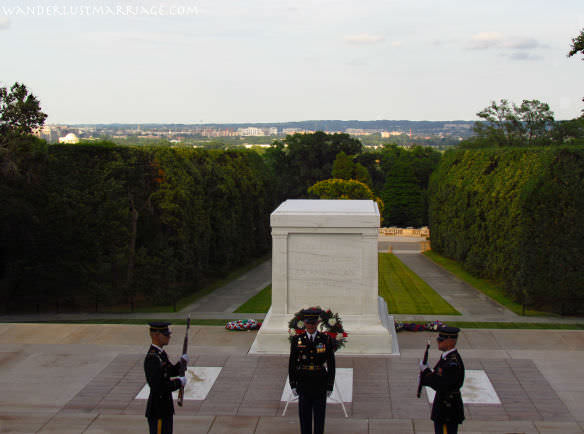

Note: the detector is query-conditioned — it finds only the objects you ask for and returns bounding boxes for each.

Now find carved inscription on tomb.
[287,234,362,313]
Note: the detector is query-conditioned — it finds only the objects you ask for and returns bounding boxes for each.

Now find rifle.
[417,339,430,398]
[177,315,191,407]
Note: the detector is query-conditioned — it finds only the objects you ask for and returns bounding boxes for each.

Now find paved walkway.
[182,260,272,314]
[394,252,517,320]
[0,324,583,433]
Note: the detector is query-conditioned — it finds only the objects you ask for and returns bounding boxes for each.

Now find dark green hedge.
[428,147,584,313]
[1,143,274,306]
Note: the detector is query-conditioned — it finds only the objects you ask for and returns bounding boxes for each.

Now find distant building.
[282,128,314,135]
[244,144,271,148]
[33,125,60,143]
[58,133,80,144]
[237,127,265,136]
[381,131,403,138]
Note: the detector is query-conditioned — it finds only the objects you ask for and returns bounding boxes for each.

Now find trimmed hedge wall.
[428,147,584,313]
[1,143,274,307]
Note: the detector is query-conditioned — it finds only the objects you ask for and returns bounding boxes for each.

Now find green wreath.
[288,306,348,350]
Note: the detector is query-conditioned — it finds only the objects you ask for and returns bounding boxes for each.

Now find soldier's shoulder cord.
[146,349,163,364]
[443,352,461,368]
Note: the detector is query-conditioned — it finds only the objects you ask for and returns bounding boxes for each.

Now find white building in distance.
[237,127,265,136]
[58,133,80,144]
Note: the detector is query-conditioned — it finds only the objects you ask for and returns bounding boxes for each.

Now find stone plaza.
[0,323,583,433]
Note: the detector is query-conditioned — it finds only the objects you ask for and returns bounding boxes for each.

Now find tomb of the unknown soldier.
[250,199,398,355]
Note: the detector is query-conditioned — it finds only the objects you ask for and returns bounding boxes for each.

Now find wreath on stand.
[288,306,348,351]
[225,319,262,331]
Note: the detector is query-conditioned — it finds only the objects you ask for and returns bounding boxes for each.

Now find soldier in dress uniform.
[144,322,188,434]
[288,308,336,434]
[419,326,465,434]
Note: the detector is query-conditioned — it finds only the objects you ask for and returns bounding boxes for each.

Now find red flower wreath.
[288,306,348,351]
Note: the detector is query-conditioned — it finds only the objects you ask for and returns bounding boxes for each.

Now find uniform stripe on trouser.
[157,419,162,434]
[443,424,447,434]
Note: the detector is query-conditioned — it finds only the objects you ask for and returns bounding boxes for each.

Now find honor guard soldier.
[420,326,465,434]
[144,322,188,434]
[288,308,336,434]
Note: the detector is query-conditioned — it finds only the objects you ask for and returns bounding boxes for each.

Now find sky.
[1,0,583,124]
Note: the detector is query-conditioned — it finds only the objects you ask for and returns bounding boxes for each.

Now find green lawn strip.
[379,253,460,315]
[0,319,247,326]
[423,251,549,317]
[442,321,584,330]
[234,285,271,313]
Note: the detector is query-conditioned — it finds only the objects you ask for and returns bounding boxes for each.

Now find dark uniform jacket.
[421,349,465,424]
[144,345,182,418]
[289,331,335,394]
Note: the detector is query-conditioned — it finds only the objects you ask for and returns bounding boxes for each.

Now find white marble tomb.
[249,199,397,355]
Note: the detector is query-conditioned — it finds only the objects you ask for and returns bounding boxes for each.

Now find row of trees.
[1,138,275,309]
[428,147,584,313]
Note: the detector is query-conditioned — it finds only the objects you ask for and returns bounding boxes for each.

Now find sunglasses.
[159,330,172,337]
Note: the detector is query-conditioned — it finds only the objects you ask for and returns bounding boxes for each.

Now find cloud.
[503,37,542,50]
[468,32,503,50]
[506,52,543,61]
[0,16,10,30]
[344,33,384,45]
[467,33,545,55]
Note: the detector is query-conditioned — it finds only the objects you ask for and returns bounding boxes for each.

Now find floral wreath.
[225,319,262,331]
[288,306,348,351]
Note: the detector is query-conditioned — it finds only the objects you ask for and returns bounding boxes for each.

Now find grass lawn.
[423,251,549,316]
[443,321,584,330]
[234,285,272,313]
[379,253,460,315]
[2,319,240,326]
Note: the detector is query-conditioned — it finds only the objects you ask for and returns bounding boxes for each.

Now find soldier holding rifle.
[419,326,465,434]
[144,322,189,434]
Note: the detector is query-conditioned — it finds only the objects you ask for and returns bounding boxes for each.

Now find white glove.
[181,354,189,364]
[291,388,298,397]
[327,390,333,398]
[419,360,429,372]
[178,376,187,387]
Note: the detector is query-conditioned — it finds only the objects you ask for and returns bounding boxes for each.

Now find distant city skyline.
[2,0,583,123]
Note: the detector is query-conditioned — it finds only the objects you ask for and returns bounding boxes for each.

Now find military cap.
[302,307,322,324]
[437,325,460,340]
[148,321,172,335]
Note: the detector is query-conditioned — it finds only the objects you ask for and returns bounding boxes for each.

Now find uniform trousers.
[434,421,459,434]
[298,388,327,434]
[148,416,173,434]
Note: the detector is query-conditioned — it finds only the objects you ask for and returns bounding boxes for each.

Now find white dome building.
[58,133,80,144]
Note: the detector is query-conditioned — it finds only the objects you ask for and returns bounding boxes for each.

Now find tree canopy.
[568,28,584,59]
[0,83,48,179]
[0,82,47,137]
[568,28,584,114]
[472,99,554,147]
[331,151,373,186]
[264,131,363,199]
